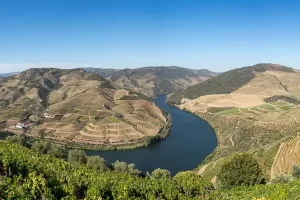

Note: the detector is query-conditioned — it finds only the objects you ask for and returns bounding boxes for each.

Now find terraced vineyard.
[170,64,300,182]
[271,136,300,178]
[0,68,168,149]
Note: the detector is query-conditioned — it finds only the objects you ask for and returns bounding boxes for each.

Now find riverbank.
[41,113,172,151]
[165,100,220,169]
[1,95,217,175]
[1,112,172,151]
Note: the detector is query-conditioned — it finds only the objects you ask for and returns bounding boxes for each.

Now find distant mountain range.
[1,66,218,97]
[86,66,219,97]
[0,72,18,77]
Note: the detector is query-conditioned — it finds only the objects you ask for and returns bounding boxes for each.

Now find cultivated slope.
[167,63,300,182]
[89,66,218,97]
[0,68,167,149]
[168,63,295,104]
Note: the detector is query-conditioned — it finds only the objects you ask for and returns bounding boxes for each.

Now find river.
[0,95,217,175]
[86,95,217,175]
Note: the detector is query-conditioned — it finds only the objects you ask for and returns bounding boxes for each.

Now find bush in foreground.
[0,141,212,199]
[217,153,265,189]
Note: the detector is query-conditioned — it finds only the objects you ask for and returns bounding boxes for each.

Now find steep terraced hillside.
[271,136,300,178]
[168,64,300,182]
[0,68,168,149]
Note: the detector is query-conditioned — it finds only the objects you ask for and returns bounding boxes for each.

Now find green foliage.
[47,144,66,159]
[113,160,141,176]
[5,135,25,146]
[30,140,66,159]
[270,174,294,184]
[174,171,213,197]
[31,140,49,154]
[0,141,213,199]
[68,149,87,164]
[86,156,109,172]
[207,182,298,200]
[151,168,171,179]
[217,153,265,189]
[292,165,300,179]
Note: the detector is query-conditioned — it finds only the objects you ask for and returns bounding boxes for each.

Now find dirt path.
[198,164,209,175]
[230,136,235,147]
[267,103,281,111]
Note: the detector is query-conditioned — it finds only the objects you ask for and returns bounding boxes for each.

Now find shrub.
[5,135,25,146]
[86,156,109,172]
[113,160,141,176]
[173,171,213,197]
[217,153,265,189]
[269,173,294,184]
[68,149,87,164]
[151,168,171,179]
[48,144,66,159]
[31,140,49,154]
[292,165,300,179]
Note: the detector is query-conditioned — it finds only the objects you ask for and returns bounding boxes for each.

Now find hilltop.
[168,63,295,104]
[88,66,218,97]
[0,68,169,149]
[167,63,300,184]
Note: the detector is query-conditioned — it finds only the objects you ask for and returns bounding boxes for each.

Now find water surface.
[86,95,217,175]
[0,95,217,175]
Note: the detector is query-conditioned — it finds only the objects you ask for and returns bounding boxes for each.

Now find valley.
[2,64,300,199]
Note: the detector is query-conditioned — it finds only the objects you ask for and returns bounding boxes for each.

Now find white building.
[15,123,25,129]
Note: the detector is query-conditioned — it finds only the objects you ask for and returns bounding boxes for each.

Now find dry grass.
[271,136,300,178]
[0,70,167,148]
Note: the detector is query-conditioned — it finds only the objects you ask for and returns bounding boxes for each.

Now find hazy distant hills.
[87,66,219,97]
[84,68,119,78]
[0,72,18,77]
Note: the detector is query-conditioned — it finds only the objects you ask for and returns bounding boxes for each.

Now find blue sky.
[0,0,300,73]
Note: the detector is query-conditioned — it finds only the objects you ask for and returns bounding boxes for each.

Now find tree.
[113,160,141,176]
[31,140,49,154]
[5,135,25,146]
[151,168,171,179]
[127,163,140,176]
[217,153,265,189]
[173,171,212,197]
[68,149,87,164]
[270,173,294,184]
[292,165,300,179]
[48,144,66,159]
[86,156,109,172]
[113,160,128,172]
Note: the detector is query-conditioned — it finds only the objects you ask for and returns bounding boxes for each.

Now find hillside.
[89,66,218,97]
[0,68,168,149]
[84,68,119,78]
[168,63,295,104]
[167,63,300,183]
